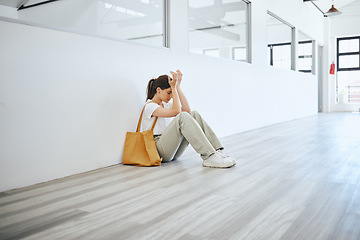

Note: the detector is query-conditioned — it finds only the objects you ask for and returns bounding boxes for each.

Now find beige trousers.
[154,111,223,161]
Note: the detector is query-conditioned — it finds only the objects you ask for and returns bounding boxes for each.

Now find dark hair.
[146,75,171,100]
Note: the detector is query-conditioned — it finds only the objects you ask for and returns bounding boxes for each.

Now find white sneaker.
[217,150,236,166]
[203,152,235,168]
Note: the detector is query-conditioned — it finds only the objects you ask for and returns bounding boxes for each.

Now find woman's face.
[158,87,172,103]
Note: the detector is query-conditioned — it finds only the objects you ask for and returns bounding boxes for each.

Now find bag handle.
[136,101,158,132]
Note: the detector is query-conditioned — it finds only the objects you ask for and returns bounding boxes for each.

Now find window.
[99,0,167,47]
[0,0,168,48]
[298,32,313,74]
[268,43,291,70]
[298,41,313,73]
[267,12,293,70]
[189,0,251,62]
[336,36,360,103]
[233,47,247,61]
[204,49,220,58]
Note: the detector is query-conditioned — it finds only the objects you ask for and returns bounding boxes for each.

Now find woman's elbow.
[174,109,181,115]
[182,107,191,113]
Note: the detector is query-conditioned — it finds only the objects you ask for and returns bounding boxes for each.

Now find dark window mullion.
[338,36,360,41]
[299,40,312,44]
[338,67,360,71]
[269,42,291,47]
[338,52,359,56]
[298,55,312,59]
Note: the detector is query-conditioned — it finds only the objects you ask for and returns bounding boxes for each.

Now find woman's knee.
[177,111,199,127]
[177,111,200,119]
[189,110,199,117]
[178,111,191,120]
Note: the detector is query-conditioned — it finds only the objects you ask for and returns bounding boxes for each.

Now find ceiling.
[0,0,359,18]
[335,0,360,17]
[0,0,35,8]
[305,0,360,17]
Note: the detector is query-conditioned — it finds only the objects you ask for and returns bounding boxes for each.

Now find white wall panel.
[0,0,321,191]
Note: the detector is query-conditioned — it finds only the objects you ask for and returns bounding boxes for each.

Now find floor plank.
[0,113,360,240]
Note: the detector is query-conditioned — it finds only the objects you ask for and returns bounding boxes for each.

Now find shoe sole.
[202,162,236,168]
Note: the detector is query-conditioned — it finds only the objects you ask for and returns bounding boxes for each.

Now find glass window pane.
[191,49,203,55]
[281,45,291,59]
[271,44,291,70]
[189,0,214,8]
[337,37,360,103]
[267,13,292,70]
[189,0,249,61]
[298,32,313,74]
[298,42,312,56]
[338,71,360,89]
[272,46,282,60]
[273,59,291,69]
[339,55,360,69]
[233,47,246,61]
[339,39,359,53]
[98,0,165,46]
[298,44,305,56]
[0,0,166,48]
[298,57,312,71]
[337,70,360,103]
[204,49,220,57]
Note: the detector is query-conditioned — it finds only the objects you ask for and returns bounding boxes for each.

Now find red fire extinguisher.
[330,61,335,75]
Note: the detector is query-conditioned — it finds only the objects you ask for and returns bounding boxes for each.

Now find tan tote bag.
[122,103,162,166]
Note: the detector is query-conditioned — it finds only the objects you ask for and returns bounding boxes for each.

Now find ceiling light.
[324,4,342,17]
[305,0,342,17]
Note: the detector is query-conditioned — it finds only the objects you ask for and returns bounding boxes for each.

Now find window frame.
[298,40,313,73]
[337,36,360,72]
[188,0,251,62]
[267,42,291,68]
[336,35,360,103]
[266,11,295,71]
[0,0,170,49]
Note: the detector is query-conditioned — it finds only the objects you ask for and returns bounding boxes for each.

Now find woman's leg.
[171,111,223,160]
[189,111,223,151]
[155,112,216,161]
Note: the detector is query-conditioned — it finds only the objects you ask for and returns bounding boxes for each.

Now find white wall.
[0,0,322,192]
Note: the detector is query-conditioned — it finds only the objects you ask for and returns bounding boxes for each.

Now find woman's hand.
[176,69,183,86]
[168,71,178,88]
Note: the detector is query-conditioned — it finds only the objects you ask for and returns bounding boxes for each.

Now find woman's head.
[146,75,172,102]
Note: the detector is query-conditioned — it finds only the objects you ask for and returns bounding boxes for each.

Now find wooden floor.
[1,113,360,240]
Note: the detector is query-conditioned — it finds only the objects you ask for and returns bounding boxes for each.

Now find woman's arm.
[152,71,181,118]
[177,87,190,113]
[176,70,191,113]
